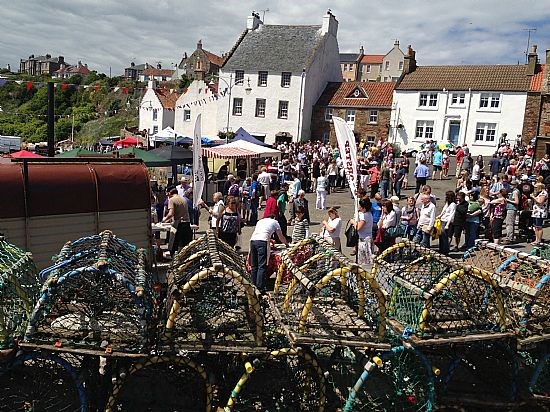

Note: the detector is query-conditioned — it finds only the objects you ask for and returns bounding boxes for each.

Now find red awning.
[114,137,139,149]
[201,146,258,159]
[9,150,44,158]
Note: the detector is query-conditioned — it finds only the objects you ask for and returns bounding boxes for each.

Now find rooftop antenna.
[522,28,537,63]
[261,8,269,22]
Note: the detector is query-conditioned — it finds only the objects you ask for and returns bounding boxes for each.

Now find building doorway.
[448,120,461,146]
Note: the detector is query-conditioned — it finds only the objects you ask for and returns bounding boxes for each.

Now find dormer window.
[353,89,360,97]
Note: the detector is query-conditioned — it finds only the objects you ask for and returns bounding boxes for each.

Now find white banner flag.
[332,116,358,201]
[192,114,205,208]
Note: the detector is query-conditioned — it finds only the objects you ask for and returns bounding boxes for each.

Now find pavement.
[194,157,547,260]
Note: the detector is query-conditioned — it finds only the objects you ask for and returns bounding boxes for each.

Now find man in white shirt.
[257,167,272,208]
[413,194,436,248]
[250,215,288,294]
[176,176,191,198]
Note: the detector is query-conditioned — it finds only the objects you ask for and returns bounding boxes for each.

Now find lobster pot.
[343,346,435,412]
[163,231,265,350]
[0,350,87,412]
[464,241,550,339]
[531,243,550,260]
[105,355,212,412]
[274,236,386,347]
[426,341,520,408]
[528,352,550,403]
[225,348,326,411]
[24,231,153,353]
[0,237,39,349]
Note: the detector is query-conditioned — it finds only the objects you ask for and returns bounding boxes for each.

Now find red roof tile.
[530,64,545,91]
[316,81,395,108]
[204,50,223,67]
[154,89,181,109]
[360,55,384,64]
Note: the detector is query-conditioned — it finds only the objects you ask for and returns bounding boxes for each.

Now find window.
[366,64,372,73]
[255,99,266,117]
[232,97,243,116]
[278,100,288,119]
[451,93,465,105]
[183,109,191,122]
[281,72,291,87]
[152,109,158,121]
[369,110,378,124]
[398,61,404,70]
[343,63,348,71]
[479,93,500,109]
[152,125,158,135]
[385,61,390,70]
[415,120,434,139]
[324,108,333,122]
[346,109,356,124]
[367,135,376,146]
[258,71,268,87]
[322,132,329,143]
[475,122,497,142]
[419,92,438,107]
[235,70,244,85]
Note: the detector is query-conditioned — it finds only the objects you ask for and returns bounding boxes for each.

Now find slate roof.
[223,24,323,72]
[530,64,545,92]
[154,89,181,109]
[315,81,395,108]
[396,65,531,92]
[360,55,384,64]
[340,53,359,62]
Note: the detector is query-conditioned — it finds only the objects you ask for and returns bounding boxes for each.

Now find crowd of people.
[152,136,550,293]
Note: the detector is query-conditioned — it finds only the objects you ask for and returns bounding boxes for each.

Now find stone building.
[521,46,544,144]
[311,81,394,145]
[175,40,223,81]
[533,47,550,159]
[19,54,65,76]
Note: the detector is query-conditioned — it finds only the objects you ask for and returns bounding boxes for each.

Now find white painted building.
[391,47,535,156]
[174,76,219,138]
[138,81,180,136]
[213,10,342,144]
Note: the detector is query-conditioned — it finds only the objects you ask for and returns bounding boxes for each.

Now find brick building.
[521,46,545,144]
[534,48,550,159]
[311,81,394,145]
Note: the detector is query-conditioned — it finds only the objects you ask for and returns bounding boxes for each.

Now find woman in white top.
[201,192,224,229]
[376,200,397,253]
[531,186,548,245]
[321,207,342,251]
[437,191,456,255]
[351,198,374,265]
[316,170,329,210]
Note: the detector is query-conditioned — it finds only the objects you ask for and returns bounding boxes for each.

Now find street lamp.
[209,74,252,143]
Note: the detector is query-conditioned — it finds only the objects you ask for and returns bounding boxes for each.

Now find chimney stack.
[527,44,538,76]
[321,9,338,36]
[197,39,203,50]
[247,11,262,30]
[403,45,417,74]
[359,45,364,56]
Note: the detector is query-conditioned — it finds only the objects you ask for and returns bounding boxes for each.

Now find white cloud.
[1,0,549,74]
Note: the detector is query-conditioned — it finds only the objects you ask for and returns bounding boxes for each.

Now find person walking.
[351,198,374,264]
[452,192,469,251]
[320,207,342,251]
[379,161,391,199]
[432,148,443,180]
[464,196,483,250]
[437,191,456,255]
[530,185,548,245]
[217,195,241,247]
[162,188,192,257]
[401,196,418,240]
[249,215,289,295]
[490,189,508,244]
[503,179,521,244]
[413,159,430,194]
[316,170,328,210]
[413,194,436,248]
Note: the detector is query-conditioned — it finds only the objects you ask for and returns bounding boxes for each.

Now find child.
[292,206,310,243]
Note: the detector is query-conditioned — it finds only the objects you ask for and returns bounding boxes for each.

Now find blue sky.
[1,0,549,75]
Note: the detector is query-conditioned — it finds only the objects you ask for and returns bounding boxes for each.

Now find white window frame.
[255,99,266,118]
[232,97,243,116]
[450,93,466,106]
[258,71,268,87]
[398,61,404,71]
[183,109,191,122]
[345,109,356,124]
[278,100,288,119]
[419,92,438,108]
[152,125,158,135]
[152,109,158,121]
[415,120,435,140]
[235,70,244,86]
[366,64,372,73]
[343,63,348,71]
[385,61,390,71]
[324,107,333,122]
[479,93,501,110]
[281,72,291,87]
[369,110,378,124]
[367,135,376,145]
[475,122,497,143]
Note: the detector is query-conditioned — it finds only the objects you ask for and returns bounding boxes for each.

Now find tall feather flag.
[332,116,359,212]
[192,114,205,208]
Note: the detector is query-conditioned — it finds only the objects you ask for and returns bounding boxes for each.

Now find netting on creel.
[274,235,386,346]
[370,239,424,294]
[428,340,520,407]
[343,346,436,412]
[531,243,550,260]
[163,230,264,350]
[24,231,153,353]
[225,347,326,411]
[0,237,39,349]
[529,352,550,401]
[375,241,506,340]
[463,241,550,338]
[105,355,212,412]
[0,350,87,412]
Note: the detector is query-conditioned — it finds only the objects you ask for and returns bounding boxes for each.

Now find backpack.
[229,183,240,197]
[221,213,239,234]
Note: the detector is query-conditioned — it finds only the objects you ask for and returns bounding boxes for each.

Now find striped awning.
[201,146,259,159]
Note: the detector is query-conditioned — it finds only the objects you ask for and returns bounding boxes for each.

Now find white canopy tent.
[223,140,281,158]
[150,126,179,145]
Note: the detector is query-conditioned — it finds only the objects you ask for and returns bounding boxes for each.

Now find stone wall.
[522,92,542,144]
